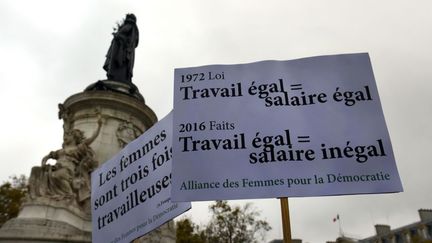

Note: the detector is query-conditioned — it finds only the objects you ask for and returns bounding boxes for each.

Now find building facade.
[330,209,432,243]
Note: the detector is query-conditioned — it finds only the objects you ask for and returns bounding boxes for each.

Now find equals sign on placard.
[290,84,303,90]
[297,136,310,143]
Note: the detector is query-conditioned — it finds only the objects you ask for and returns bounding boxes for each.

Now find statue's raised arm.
[84,116,103,146]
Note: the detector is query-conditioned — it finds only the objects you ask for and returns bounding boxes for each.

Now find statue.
[85,14,144,101]
[103,13,139,83]
[28,117,103,214]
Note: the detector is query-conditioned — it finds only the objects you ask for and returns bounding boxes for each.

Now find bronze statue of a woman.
[103,13,139,83]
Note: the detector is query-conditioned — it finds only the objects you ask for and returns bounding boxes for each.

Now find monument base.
[0,218,90,243]
[0,79,173,242]
[0,198,91,242]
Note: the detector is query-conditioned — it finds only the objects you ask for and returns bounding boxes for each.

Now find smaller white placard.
[91,112,191,243]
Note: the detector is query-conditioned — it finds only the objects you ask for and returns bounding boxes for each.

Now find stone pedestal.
[0,218,91,243]
[62,87,157,165]
[0,81,175,242]
[0,199,92,242]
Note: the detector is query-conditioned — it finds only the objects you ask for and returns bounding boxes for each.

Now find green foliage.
[176,201,271,243]
[0,175,27,226]
[176,218,206,243]
[205,201,271,243]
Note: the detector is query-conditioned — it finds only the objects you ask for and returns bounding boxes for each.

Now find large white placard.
[91,112,191,243]
[172,53,403,202]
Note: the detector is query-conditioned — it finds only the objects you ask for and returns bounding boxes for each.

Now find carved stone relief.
[27,107,103,215]
[116,120,140,148]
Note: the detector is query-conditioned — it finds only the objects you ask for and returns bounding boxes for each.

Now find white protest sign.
[172,53,403,202]
[91,112,191,243]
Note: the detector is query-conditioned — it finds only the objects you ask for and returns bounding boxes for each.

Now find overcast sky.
[1,0,431,242]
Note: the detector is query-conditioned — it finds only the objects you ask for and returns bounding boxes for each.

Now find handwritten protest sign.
[91,112,191,243]
[171,53,403,202]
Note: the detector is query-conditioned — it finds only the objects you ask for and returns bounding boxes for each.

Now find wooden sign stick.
[280,197,292,243]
